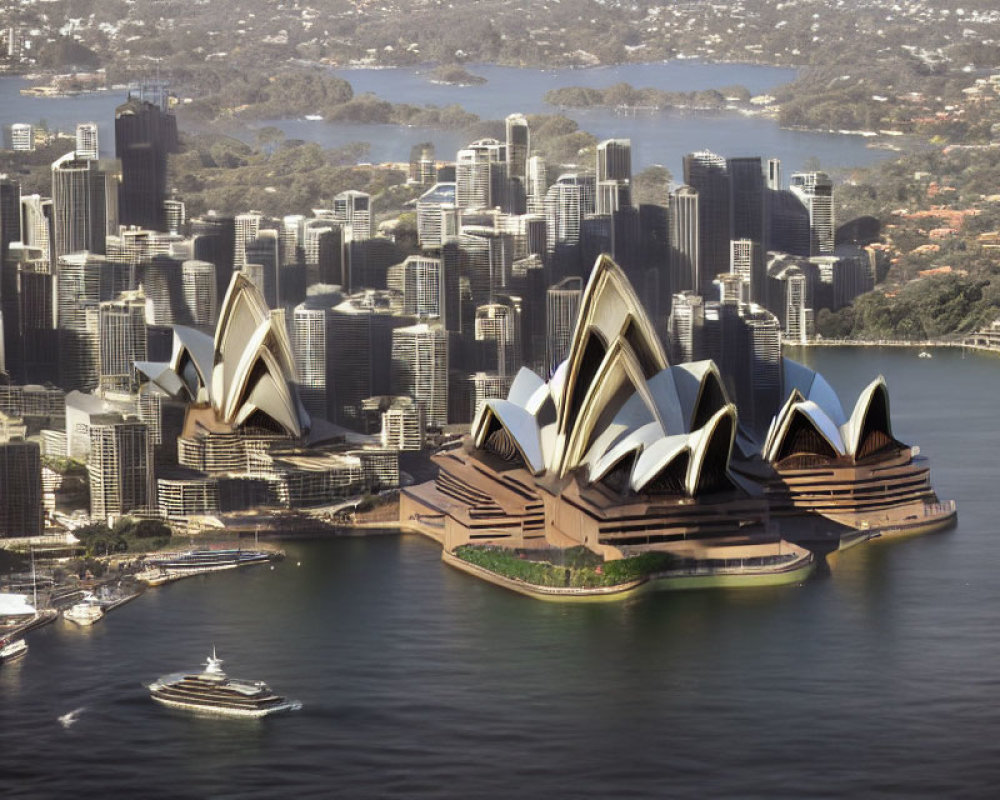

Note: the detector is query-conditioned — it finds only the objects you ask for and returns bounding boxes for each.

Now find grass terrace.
[453,545,677,589]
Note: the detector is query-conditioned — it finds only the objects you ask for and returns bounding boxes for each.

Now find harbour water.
[2,347,998,797]
[1,61,891,174]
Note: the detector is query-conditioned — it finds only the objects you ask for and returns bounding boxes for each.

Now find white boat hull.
[150,693,300,718]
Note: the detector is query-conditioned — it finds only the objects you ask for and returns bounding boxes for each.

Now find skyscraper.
[245,229,280,308]
[115,96,178,232]
[546,277,582,370]
[20,194,52,266]
[393,255,445,320]
[596,139,632,215]
[526,155,548,214]
[683,150,730,295]
[0,175,20,265]
[88,418,154,520]
[545,173,595,278]
[292,302,330,419]
[0,417,43,537]
[7,124,33,151]
[505,114,530,184]
[98,293,147,392]
[51,153,110,259]
[416,183,458,249]
[669,185,699,293]
[790,172,835,255]
[302,219,343,286]
[766,157,782,191]
[391,322,448,428]
[729,238,755,297]
[181,260,218,327]
[163,199,185,235]
[456,140,504,210]
[191,211,235,300]
[328,292,413,429]
[233,211,263,271]
[727,156,766,303]
[333,190,374,242]
[76,122,99,159]
[738,306,782,438]
[668,291,705,364]
[475,298,522,378]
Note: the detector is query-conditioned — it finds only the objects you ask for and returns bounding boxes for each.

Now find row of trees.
[545,83,752,111]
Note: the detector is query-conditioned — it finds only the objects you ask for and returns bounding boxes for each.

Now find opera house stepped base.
[401,255,954,600]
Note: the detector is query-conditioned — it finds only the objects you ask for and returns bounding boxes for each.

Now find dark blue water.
[1,61,890,175]
[2,347,998,797]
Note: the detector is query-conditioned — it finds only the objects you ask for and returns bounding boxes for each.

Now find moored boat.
[146,549,276,573]
[63,600,104,626]
[0,637,28,664]
[148,650,300,718]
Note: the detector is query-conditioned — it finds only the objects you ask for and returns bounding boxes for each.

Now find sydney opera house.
[401,255,954,587]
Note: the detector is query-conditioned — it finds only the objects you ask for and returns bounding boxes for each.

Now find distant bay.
[2,62,893,177]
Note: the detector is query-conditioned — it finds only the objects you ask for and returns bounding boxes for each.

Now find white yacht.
[148,650,301,718]
[63,599,104,626]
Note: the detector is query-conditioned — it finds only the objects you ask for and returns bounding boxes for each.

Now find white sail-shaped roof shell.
[133,272,310,438]
[463,255,745,500]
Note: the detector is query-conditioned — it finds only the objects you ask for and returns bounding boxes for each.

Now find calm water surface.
[1,62,890,175]
[2,347,998,798]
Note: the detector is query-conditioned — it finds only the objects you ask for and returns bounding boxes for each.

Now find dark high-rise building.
[115,96,178,232]
[505,114,530,184]
[0,176,19,266]
[790,172,835,256]
[0,428,43,538]
[728,156,766,304]
[345,236,402,292]
[9,244,57,384]
[683,151,730,295]
[51,153,110,258]
[669,186,699,294]
[191,211,236,301]
[245,229,280,308]
[766,188,811,257]
[328,293,414,429]
[1,176,22,375]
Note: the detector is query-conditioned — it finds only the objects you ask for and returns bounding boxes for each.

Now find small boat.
[0,637,28,664]
[148,649,301,718]
[63,600,104,626]
[918,350,932,359]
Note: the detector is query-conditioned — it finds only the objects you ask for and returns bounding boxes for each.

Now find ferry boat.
[63,600,104,626]
[0,637,28,664]
[146,549,275,573]
[148,650,300,718]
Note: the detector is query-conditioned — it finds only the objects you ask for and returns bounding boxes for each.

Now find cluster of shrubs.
[453,545,676,589]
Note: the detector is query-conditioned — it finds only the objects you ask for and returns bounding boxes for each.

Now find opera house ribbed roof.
[136,273,310,439]
[763,359,898,465]
[471,254,739,498]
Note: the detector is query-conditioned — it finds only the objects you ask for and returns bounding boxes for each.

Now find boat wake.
[58,706,85,729]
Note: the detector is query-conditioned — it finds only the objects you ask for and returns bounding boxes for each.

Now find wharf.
[2,609,58,640]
